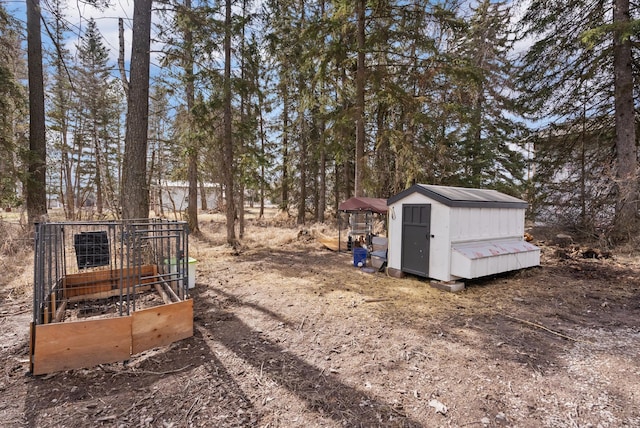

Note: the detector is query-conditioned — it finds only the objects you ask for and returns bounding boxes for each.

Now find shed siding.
[450,208,525,243]
[426,201,452,282]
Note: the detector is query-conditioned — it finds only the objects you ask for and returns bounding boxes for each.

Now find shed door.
[401,204,431,277]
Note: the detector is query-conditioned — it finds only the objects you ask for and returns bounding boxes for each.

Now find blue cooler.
[353,247,367,267]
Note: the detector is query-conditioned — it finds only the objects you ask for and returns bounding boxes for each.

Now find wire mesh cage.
[32,218,190,325]
[30,218,194,374]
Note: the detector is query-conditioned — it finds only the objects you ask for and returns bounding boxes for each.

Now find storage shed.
[387,184,539,282]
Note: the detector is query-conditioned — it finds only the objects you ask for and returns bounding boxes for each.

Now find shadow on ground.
[196,285,423,427]
[23,327,256,427]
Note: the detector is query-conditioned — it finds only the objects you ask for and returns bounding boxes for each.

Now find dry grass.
[192,210,304,263]
[0,220,34,297]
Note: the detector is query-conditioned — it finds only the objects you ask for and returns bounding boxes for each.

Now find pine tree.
[518,0,639,239]
[452,0,524,194]
[0,4,26,210]
[46,0,76,218]
[264,0,297,214]
[75,19,113,215]
[182,0,200,234]
[354,0,366,197]
[222,0,237,245]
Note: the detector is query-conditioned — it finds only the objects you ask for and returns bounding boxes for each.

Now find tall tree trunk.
[94,127,103,214]
[74,122,83,212]
[186,130,199,232]
[296,0,307,225]
[26,0,47,226]
[374,101,391,197]
[470,88,484,187]
[199,177,208,210]
[280,87,289,212]
[121,0,152,219]
[62,152,74,219]
[354,0,366,197]
[612,0,638,240]
[223,0,237,245]
[338,63,353,198]
[318,117,326,223]
[118,18,129,98]
[317,0,326,223]
[296,106,307,225]
[580,96,587,228]
[333,162,340,213]
[184,0,200,235]
[238,0,247,238]
[258,93,266,219]
[239,183,245,238]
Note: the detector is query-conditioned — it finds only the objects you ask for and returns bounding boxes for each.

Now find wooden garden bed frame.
[30,265,193,375]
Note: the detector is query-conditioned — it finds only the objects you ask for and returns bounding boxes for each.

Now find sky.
[69,0,135,63]
[8,0,267,84]
[9,0,158,75]
[8,0,534,84]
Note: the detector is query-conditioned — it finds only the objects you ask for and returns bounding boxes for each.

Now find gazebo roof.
[338,197,388,214]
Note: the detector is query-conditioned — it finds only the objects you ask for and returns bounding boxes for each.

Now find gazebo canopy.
[338,197,388,214]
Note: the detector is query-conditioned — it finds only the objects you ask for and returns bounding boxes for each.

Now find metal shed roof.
[387,184,528,209]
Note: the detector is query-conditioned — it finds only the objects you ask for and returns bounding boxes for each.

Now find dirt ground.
[1,212,639,427]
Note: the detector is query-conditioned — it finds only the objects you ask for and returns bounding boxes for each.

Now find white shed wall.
[425,200,452,281]
[449,207,525,244]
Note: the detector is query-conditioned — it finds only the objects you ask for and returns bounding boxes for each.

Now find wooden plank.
[64,283,112,299]
[64,268,117,286]
[131,300,193,354]
[32,317,131,375]
[29,322,35,374]
[54,300,67,323]
[65,284,152,303]
[159,276,180,302]
[154,283,172,305]
[63,271,116,299]
[50,292,56,321]
[64,265,156,285]
[64,265,156,298]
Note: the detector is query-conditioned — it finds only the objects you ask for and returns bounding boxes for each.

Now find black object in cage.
[74,231,110,269]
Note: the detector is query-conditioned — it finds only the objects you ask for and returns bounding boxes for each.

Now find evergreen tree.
[518,0,639,239]
[46,0,76,218]
[354,0,366,198]
[181,0,200,234]
[0,4,26,210]
[148,85,171,216]
[222,0,237,244]
[75,18,113,215]
[264,0,297,214]
[452,0,524,194]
